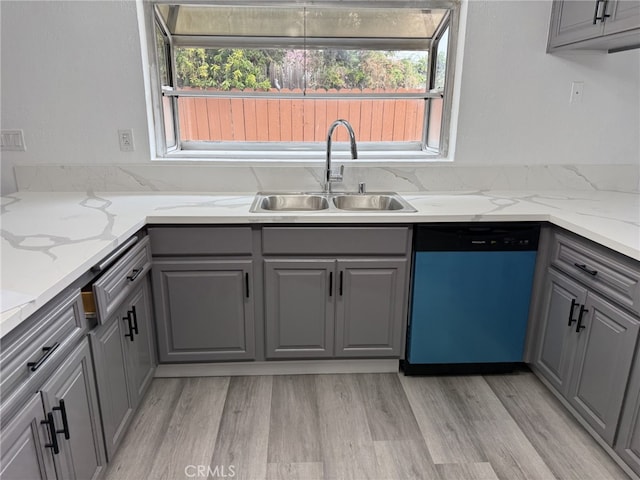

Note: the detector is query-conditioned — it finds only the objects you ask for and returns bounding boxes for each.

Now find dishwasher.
[403,223,540,375]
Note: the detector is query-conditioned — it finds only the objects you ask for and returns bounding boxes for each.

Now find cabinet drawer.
[551,232,640,315]
[0,291,85,404]
[149,227,253,256]
[93,237,151,324]
[262,226,411,255]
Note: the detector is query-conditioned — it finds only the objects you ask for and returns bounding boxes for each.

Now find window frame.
[143,0,460,162]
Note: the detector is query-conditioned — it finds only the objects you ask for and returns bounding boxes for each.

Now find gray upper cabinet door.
[89,307,134,460]
[264,259,335,359]
[567,292,640,446]
[40,338,106,480]
[335,259,407,358]
[153,259,255,362]
[534,268,588,394]
[0,394,56,480]
[604,0,640,34]
[549,0,605,48]
[615,333,640,476]
[122,279,155,405]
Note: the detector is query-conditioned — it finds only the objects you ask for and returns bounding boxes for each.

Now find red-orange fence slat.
[244,97,258,141]
[255,98,270,141]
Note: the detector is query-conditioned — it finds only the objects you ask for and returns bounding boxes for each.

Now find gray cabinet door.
[89,308,134,460]
[122,279,155,406]
[534,268,588,394]
[40,339,106,480]
[335,259,407,357]
[604,0,640,34]
[0,394,56,480]
[567,292,640,446]
[153,259,255,362]
[615,335,640,476]
[264,259,335,359]
[549,0,605,48]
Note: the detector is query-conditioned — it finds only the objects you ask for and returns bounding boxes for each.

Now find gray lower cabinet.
[616,337,640,476]
[335,259,407,357]
[534,268,588,392]
[264,258,407,359]
[89,276,155,459]
[567,292,639,445]
[264,259,335,358]
[535,268,639,445]
[152,259,255,362]
[0,339,105,480]
[0,394,56,480]
[40,339,105,480]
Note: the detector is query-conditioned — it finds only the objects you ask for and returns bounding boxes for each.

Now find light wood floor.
[103,370,629,480]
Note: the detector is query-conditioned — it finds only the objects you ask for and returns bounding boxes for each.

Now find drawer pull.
[574,263,598,276]
[41,412,60,454]
[27,343,60,372]
[576,305,589,333]
[128,306,139,335]
[126,268,142,282]
[123,312,135,342]
[245,272,250,298]
[53,400,70,440]
[568,299,578,326]
[339,271,344,296]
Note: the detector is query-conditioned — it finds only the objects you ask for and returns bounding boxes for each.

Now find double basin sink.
[250,192,416,213]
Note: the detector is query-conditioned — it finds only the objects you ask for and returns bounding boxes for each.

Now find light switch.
[570,82,584,104]
[0,130,26,151]
[118,129,135,152]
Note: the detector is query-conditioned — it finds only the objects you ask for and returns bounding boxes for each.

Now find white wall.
[1,0,639,194]
[0,1,150,194]
[454,1,640,166]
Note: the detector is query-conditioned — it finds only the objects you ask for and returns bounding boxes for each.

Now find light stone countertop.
[1,190,639,338]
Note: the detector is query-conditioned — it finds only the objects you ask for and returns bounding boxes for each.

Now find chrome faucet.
[324,119,358,193]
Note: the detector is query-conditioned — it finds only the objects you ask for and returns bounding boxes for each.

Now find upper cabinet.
[548,0,640,53]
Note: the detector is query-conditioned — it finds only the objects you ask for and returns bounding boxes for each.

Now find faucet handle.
[329,165,344,182]
[358,182,366,194]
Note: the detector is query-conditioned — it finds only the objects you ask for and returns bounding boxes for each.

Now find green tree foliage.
[174,47,428,91]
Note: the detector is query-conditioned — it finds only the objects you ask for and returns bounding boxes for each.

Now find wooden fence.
[178,88,425,143]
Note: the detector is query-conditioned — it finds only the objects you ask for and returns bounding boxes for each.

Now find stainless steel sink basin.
[333,194,408,211]
[250,192,416,213]
[254,194,329,211]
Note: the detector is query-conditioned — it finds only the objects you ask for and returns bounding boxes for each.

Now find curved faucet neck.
[325,119,358,193]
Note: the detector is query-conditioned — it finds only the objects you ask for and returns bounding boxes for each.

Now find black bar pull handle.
[128,306,139,335]
[576,305,589,333]
[329,272,333,297]
[42,413,60,454]
[27,343,60,372]
[126,268,142,282]
[245,272,250,298]
[593,0,610,24]
[574,263,598,276]
[123,312,135,342]
[568,299,578,326]
[53,400,70,440]
[339,271,344,296]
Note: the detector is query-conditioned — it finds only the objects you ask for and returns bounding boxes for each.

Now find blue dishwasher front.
[404,223,539,375]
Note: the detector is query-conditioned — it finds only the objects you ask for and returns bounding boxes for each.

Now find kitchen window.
[144,1,459,160]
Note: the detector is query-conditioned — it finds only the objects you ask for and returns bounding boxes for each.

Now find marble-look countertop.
[1,190,639,338]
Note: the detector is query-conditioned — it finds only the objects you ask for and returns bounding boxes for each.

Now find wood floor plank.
[268,375,321,464]
[399,374,486,464]
[446,376,557,480]
[103,378,184,480]
[373,440,440,479]
[436,462,499,480]
[485,372,629,480]
[211,376,273,480]
[357,373,424,441]
[147,377,230,480]
[266,462,324,480]
[315,374,380,479]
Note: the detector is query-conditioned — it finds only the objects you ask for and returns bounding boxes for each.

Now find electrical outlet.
[570,81,584,104]
[1,130,26,151]
[118,129,134,152]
